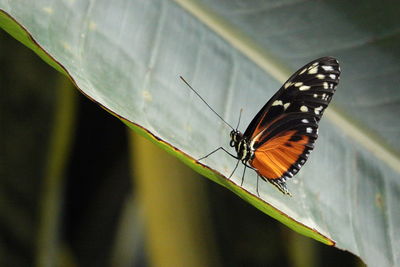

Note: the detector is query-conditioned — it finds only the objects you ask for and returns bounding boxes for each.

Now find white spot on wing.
[272,100,283,106]
[329,74,336,79]
[301,119,309,123]
[313,94,318,98]
[283,103,290,110]
[299,85,311,91]
[308,66,318,74]
[323,82,329,89]
[300,105,308,112]
[299,68,307,75]
[322,65,334,71]
[314,106,323,115]
[295,82,303,87]
[316,74,325,79]
[284,82,293,89]
[306,127,313,133]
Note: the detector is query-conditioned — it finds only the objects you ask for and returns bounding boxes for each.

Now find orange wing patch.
[250,131,309,179]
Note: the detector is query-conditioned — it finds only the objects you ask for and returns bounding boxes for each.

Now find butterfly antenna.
[180,76,235,130]
[235,108,243,130]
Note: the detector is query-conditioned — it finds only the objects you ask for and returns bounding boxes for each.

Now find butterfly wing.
[246,57,340,194]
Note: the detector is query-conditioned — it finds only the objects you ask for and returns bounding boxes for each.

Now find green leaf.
[2,1,399,266]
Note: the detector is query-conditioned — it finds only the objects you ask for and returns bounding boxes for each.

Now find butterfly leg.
[198,147,238,161]
[228,159,241,180]
[241,165,247,186]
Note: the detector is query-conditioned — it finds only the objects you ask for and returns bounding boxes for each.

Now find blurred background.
[1,29,363,267]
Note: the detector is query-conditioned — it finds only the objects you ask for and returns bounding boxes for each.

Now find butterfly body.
[230,130,253,163]
[227,57,340,195]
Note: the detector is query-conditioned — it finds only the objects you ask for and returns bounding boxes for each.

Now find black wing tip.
[308,56,340,71]
[315,56,339,63]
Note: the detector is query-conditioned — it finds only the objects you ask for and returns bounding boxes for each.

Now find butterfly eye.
[230,140,235,147]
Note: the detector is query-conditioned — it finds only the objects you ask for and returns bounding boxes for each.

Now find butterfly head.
[229,130,242,148]
[230,129,254,163]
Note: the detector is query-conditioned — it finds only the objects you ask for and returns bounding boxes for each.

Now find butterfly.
[180,57,340,196]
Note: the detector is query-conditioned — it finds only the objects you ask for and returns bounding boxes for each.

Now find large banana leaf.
[1,0,399,266]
